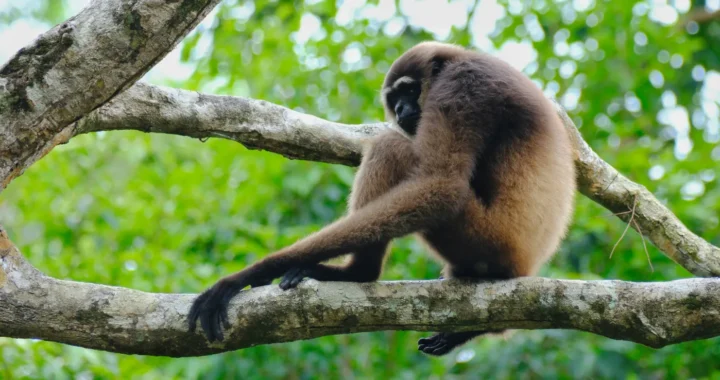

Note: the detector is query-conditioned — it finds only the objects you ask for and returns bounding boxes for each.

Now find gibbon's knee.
[365,130,414,163]
[350,131,416,210]
[363,132,415,176]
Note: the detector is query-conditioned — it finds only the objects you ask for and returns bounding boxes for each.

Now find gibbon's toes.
[188,279,246,342]
[418,331,483,356]
[417,333,454,356]
[279,267,309,290]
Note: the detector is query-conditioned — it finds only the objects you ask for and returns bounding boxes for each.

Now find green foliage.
[1,0,720,378]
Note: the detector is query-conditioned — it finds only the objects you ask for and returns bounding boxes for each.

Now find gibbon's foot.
[279,267,313,290]
[189,271,266,342]
[417,331,482,356]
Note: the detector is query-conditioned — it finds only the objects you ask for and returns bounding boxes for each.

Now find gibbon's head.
[381,41,469,136]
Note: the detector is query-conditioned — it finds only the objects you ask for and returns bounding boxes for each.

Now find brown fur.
[188,42,576,355]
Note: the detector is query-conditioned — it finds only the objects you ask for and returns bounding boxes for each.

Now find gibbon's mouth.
[398,114,421,134]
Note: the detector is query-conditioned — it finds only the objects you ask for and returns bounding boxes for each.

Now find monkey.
[188,41,576,356]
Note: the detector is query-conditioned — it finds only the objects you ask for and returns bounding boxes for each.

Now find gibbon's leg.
[280,130,415,289]
[189,175,472,341]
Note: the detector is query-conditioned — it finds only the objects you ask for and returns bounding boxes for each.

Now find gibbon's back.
[458,49,577,275]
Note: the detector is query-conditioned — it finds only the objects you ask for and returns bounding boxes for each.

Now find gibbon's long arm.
[189,176,472,341]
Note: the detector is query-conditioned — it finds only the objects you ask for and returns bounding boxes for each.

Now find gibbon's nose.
[395,102,416,120]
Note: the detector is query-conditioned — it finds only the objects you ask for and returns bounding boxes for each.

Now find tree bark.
[75,82,374,167]
[0,0,223,190]
[1,230,719,357]
[2,0,720,358]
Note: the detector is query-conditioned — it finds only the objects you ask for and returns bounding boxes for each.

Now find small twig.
[600,172,620,195]
[602,210,633,218]
[633,219,654,272]
[609,195,638,259]
[608,194,653,271]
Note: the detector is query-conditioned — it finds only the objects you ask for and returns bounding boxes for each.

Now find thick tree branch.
[70,82,720,277]
[0,0,223,190]
[1,231,719,356]
[75,82,376,166]
[554,108,720,277]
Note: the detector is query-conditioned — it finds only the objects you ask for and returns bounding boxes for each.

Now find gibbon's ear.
[431,58,446,76]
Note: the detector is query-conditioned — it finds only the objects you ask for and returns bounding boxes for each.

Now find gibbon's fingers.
[279,244,388,290]
[188,177,471,341]
[278,264,345,290]
[279,267,309,290]
[188,272,258,342]
[189,268,276,341]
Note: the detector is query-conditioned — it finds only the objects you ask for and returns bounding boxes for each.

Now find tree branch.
[0,0,223,190]
[1,230,719,357]
[685,9,720,25]
[75,82,376,167]
[1,0,719,354]
[554,108,720,277]
[71,82,720,277]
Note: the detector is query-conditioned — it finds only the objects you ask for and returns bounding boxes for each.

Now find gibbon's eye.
[397,83,419,97]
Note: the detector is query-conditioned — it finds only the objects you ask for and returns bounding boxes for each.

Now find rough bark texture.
[1,231,719,357]
[75,82,378,166]
[0,0,223,190]
[70,82,720,277]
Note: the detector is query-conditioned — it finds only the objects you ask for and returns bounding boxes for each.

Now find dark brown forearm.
[254,177,471,278]
[189,176,470,341]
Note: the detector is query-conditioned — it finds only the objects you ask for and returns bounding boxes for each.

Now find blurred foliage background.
[2,0,720,378]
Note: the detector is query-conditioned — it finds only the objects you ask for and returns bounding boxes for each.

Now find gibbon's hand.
[279,267,313,290]
[278,265,337,290]
[188,270,272,342]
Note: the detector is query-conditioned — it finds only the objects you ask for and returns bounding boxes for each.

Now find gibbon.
[189,41,576,356]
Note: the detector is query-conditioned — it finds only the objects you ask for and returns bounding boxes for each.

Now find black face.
[385,78,422,135]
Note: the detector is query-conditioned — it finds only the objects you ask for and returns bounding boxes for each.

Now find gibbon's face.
[382,42,463,136]
[382,75,423,136]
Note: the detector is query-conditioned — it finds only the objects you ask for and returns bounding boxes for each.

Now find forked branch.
[0,0,223,189]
